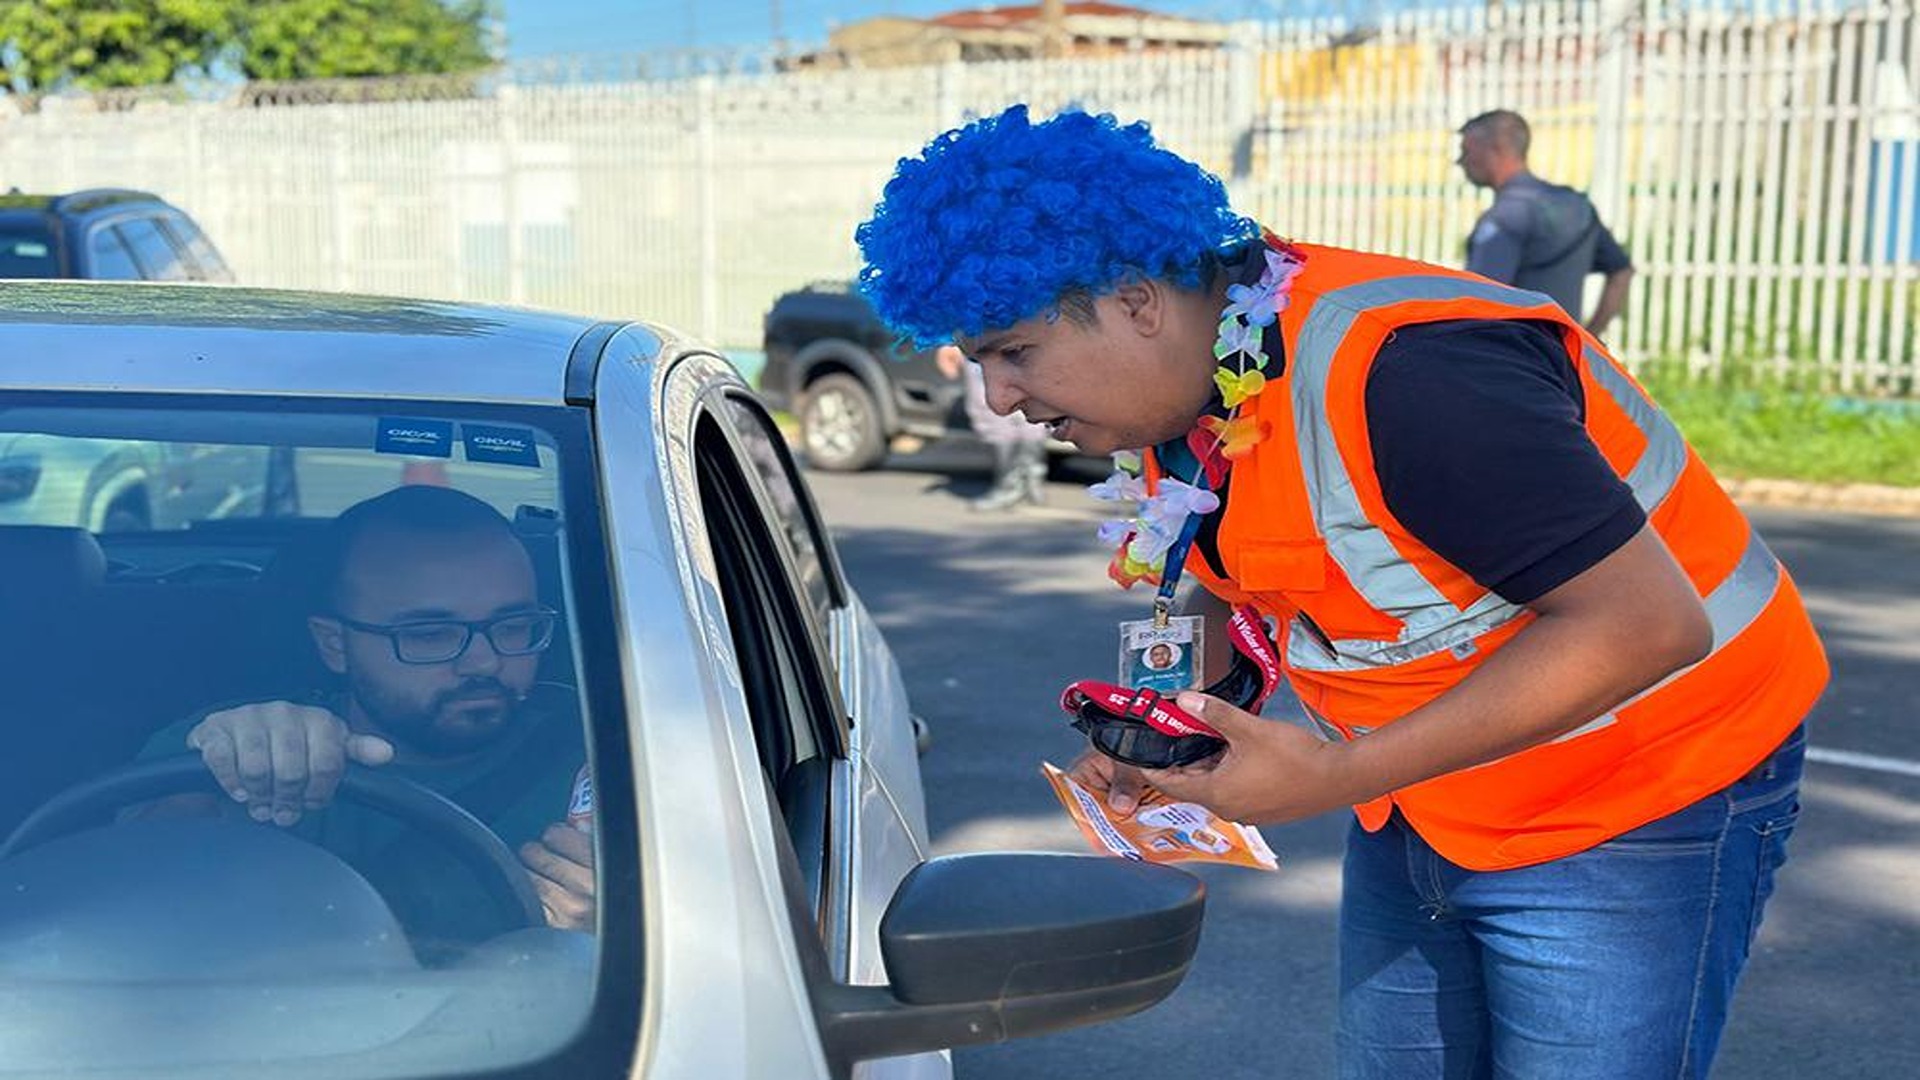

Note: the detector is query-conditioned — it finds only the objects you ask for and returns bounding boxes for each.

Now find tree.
[0,0,496,95]
[235,0,496,82]
[0,0,234,93]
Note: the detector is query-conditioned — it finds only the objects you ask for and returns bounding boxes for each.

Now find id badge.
[1117,615,1205,695]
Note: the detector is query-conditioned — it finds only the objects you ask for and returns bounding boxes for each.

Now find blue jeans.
[1337,727,1805,1080]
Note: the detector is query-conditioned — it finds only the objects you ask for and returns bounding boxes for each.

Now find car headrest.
[0,526,107,597]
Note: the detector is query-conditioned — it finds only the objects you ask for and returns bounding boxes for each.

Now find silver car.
[0,284,1203,1078]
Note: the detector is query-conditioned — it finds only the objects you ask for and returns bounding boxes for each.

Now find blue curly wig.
[854,105,1259,347]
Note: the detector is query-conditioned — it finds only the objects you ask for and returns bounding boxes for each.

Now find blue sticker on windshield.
[463,424,541,468]
[375,417,454,458]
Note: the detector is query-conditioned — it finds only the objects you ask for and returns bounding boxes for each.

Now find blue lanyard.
[1150,447,1213,626]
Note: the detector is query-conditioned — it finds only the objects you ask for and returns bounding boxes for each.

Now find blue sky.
[499,1,1323,57]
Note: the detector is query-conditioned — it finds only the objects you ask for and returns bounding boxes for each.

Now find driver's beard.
[349,674,528,757]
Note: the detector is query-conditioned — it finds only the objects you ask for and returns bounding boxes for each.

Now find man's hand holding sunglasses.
[1065,690,1350,826]
[1126,691,1351,827]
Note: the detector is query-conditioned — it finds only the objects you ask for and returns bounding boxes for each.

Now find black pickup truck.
[757,281,967,472]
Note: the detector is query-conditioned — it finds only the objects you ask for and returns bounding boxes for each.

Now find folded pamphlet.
[1042,761,1278,871]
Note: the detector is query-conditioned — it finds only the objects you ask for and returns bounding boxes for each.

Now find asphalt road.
[806,441,1920,1080]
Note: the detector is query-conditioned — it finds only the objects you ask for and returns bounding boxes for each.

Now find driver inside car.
[130,485,594,947]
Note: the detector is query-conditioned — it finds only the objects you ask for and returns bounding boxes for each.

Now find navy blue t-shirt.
[1365,318,1645,603]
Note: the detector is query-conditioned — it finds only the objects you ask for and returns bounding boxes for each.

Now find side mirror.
[815,852,1204,1067]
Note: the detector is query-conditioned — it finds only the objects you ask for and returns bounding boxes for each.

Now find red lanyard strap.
[1058,604,1284,769]
[1060,680,1225,740]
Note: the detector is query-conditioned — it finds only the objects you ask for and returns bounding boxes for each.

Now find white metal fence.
[1,0,1914,391]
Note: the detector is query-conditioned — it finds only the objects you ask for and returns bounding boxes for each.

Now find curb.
[1722,477,1920,518]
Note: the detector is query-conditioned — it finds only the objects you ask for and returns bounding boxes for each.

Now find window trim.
[155,211,232,282]
[718,387,850,620]
[105,215,191,282]
[82,223,142,281]
[690,405,853,955]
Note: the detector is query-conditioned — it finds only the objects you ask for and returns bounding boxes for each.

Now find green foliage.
[0,0,495,92]
[1639,361,1920,488]
[0,0,235,91]
[235,0,495,81]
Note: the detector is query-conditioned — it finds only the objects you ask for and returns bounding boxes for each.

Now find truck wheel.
[100,491,151,533]
[800,373,886,472]
[86,467,151,533]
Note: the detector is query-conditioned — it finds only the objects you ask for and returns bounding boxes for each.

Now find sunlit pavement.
[807,441,1920,1080]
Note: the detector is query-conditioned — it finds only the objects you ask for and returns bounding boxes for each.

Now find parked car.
[0,433,272,532]
[758,280,961,472]
[0,187,233,282]
[759,281,1091,475]
[0,191,245,531]
[0,283,1205,1079]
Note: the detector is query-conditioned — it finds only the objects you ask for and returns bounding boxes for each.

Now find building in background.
[790,2,1229,70]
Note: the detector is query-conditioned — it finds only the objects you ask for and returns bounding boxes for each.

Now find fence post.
[183,106,204,223]
[697,74,719,344]
[1589,0,1640,231]
[329,107,354,293]
[1225,41,1259,185]
[499,84,526,305]
[936,60,964,131]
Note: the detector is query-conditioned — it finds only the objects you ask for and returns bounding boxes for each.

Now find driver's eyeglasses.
[335,609,558,665]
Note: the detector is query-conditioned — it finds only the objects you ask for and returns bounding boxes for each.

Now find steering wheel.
[0,757,546,929]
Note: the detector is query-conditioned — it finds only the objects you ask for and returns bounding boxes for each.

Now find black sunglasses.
[1069,709,1227,770]
[1061,606,1279,771]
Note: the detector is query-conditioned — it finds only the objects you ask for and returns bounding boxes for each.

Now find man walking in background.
[934,343,1049,511]
[1458,109,1635,339]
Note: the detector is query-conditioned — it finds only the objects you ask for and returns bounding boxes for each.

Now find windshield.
[0,394,604,1077]
[0,226,61,278]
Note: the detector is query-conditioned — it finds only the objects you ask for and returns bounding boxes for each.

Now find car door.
[588,324,941,1077]
[686,382,943,1080]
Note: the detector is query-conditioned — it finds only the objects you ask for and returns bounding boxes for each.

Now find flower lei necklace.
[1092,240,1305,591]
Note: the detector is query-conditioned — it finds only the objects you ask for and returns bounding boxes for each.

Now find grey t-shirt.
[1465,172,1631,320]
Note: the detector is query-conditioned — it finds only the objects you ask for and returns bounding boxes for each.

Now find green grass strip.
[1640,365,1920,488]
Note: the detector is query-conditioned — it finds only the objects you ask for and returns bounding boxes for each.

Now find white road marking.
[1808,746,1920,779]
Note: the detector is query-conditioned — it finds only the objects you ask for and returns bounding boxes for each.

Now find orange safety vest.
[1151,243,1829,871]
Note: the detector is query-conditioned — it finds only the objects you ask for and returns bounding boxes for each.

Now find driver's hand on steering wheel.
[187,702,396,826]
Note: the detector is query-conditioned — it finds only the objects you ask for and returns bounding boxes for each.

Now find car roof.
[0,188,163,218]
[0,282,613,404]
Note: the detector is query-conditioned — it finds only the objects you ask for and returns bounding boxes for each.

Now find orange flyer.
[1042,762,1278,871]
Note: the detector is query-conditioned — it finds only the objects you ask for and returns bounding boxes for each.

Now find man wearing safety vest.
[855,105,1827,1079]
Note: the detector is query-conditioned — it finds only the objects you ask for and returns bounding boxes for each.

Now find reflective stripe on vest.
[1281,274,1716,676]
[1565,531,1785,739]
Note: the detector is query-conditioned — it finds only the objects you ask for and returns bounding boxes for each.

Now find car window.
[694,411,845,921]
[159,212,233,282]
[112,216,191,281]
[0,227,59,278]
[0,394,606,1076]
[719,391,841,631]
[86,228,141,280]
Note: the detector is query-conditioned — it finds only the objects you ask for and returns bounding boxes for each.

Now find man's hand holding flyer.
[1043,762,1277,870]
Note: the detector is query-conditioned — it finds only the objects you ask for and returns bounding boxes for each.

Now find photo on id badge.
[1119,616,1203,695]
